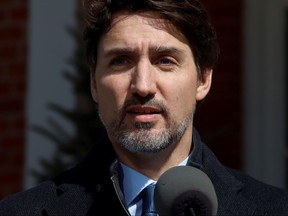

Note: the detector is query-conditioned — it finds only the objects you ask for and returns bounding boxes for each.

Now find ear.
[196,69,212,101]
[90,72,98,103]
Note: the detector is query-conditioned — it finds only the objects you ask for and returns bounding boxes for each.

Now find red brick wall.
[0,0,28,200]
[195,0,243,169]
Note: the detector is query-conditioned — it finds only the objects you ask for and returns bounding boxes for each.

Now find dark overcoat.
[0,129,288,215]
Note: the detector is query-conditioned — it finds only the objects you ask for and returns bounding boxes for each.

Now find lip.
[126,105,162,122]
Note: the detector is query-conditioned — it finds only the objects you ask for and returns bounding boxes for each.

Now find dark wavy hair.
[82,0,219,76]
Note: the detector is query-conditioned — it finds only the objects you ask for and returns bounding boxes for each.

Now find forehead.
[99,11,190,49]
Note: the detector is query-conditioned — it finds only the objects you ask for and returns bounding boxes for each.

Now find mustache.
[118,95,169,122]
[124,96,167,113]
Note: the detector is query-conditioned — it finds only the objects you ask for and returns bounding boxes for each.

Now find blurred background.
[0,0,288,200]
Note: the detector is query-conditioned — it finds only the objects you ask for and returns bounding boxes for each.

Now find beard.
[99,97,194,154]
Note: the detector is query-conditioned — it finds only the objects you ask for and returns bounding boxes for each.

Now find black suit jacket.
[0,129,288,215]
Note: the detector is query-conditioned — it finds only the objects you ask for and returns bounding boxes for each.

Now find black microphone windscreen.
[154,166,218,216]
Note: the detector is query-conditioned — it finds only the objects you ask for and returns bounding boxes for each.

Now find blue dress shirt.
[120,156,189,216]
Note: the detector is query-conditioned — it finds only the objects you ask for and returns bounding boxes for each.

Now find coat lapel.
[190,129,258,216]
[215,175,257,216]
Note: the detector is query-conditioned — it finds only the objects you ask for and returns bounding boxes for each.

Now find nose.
[130,59,157,97]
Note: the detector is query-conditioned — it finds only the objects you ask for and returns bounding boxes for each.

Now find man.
[1,0,288,215]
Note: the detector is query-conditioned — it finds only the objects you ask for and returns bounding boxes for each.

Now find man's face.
[91,12,212,154]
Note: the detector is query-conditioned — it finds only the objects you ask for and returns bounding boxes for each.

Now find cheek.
[163,77,197,114]
[165,74,197,98]
[97,77,128,112]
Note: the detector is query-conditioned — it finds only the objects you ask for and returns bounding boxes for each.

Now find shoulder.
[197,140,288,214]
[0,175,95,216]
[229,168,288,203]
[0,181,57,216]
[218,168,288,215]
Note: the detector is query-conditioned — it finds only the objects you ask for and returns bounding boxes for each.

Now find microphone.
[154,166,218,216]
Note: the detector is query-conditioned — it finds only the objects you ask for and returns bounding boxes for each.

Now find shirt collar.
[120,155,190,206]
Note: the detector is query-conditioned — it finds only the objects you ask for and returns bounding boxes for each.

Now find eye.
[110,56,129,66]
[107,55,133,73]
[158,57,175,65]
[156,56,178,71]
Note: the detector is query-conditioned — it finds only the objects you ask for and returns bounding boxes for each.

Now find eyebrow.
[102,45,185,59]
[102,47,135,59]
[149,46,185,58]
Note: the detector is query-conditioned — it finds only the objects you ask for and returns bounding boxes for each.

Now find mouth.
[126,105,162,114]
[126,105,162,122]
